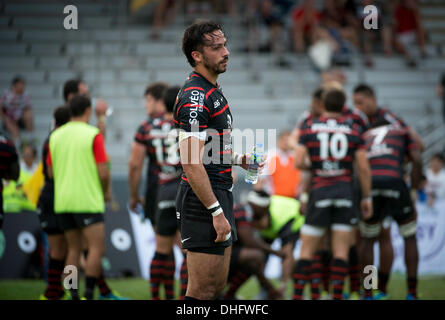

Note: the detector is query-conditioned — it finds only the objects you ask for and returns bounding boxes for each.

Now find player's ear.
[191,50,202,65]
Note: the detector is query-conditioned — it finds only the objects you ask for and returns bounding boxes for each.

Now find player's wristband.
[231,152,243,165]
[207,201,223,217]
[362,196,372,201]
[299,192,309,203]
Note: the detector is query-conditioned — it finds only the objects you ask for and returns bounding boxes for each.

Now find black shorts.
[145,169,159,224]
[56,213,104,232]
[155,180,179,236]
[305,183,356,228]
[176,183,237,252]
[368,178,415,224]
[37,189,63,235]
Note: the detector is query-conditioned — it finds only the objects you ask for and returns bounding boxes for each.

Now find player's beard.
[204,55,228,75]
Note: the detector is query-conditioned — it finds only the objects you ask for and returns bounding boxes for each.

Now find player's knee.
[398,220,417,238]
[359,221,381,239]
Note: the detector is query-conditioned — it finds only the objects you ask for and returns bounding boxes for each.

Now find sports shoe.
[348,292,361,300]
[406,293,418,300]
[373,290,389,300]
[98,290,131,300]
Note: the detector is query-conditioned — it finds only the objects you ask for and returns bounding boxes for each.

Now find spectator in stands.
[394,0,427,67]
[358,0,396,67]
[291,0,322,53]
[249,0,293,67]
[437,73,445,123]
[151,0,179,39]
[377,0,396,56]
[20,143,38,176]
[320,0,360,66]
[425,153,445,206]
[0,77,34,144]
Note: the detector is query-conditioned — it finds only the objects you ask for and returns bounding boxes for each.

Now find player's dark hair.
[353,83,375,97]
[63,79,82,102]
[53,105,71,127]
[12,76,25,86]
[144,82,168,100]
[431,153,444,164]
[163,86,180,113]
[182,20,224,67]
[312,87,323,100]
[370,118,391,129]
[20,142,37,157]
[324,89,346,113]
[69,94,91,117]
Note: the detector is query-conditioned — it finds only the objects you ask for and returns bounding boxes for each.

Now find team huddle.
[2,20,422,300]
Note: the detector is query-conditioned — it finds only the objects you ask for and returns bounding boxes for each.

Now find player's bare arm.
[355,149,372,220]
[128,141,146,211]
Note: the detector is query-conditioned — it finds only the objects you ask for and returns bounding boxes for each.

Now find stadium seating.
[0,0,444,176]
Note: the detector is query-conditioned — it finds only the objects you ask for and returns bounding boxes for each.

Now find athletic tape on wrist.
[207,201,223,217]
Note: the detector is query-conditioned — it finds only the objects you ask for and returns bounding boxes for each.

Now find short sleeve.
[46,149,52,166]
[405,129,417,152]
[298,128,309,146]
[134,121,151,146]
[92,133,107,163]
[174,88,211,135]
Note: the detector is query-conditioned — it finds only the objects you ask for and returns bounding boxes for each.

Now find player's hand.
[361,197,373,220]
[213,213,231,243]
[129,195,143,212]
[95,99,108,117]
[239,153,267,173]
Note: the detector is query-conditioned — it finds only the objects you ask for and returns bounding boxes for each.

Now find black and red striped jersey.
[134,116,181,184]
[368,107,408,129]
[364,124,416,181]
[341,106,369,136]
[233,204,253,247]
[298,115,365,190]
[173,71,233,189]
[298,106,369,136]
[135,116,161,178]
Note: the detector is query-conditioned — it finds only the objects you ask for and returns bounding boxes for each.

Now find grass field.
[1,272,444,300]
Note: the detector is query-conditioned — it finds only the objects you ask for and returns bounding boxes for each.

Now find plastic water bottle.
[244,143,263,185]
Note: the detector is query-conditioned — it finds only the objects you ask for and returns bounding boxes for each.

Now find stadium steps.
[0,1,444,175]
